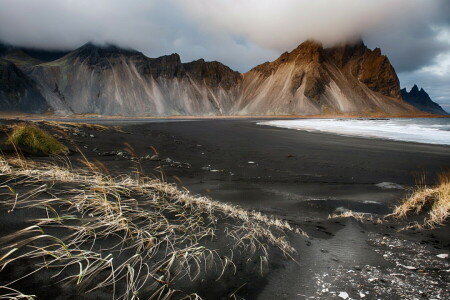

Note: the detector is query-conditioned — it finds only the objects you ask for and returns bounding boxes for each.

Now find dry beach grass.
[0,153,304,299]
[389,170,450,229]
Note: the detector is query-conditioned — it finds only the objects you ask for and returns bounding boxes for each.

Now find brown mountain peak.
[291,39,324,63]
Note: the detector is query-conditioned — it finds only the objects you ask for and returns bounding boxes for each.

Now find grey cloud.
[0,0,278,71]
[365,23,450,72]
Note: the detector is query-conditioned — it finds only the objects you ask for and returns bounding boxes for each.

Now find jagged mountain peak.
[410,84,420,93]
[70,42,141,60]
[151,53,182,64]
[183,58,242,89]
[47,42,147,68]
[401,85,447,115]
[293,39,323,52]
[406,85,430,98]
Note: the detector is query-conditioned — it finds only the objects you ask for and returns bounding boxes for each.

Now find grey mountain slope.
[25,43,241,116]
[0,58,49,113]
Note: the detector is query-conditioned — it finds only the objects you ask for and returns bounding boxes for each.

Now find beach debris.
[437,254,449,259]
[143,154,160,161]
[313,233,450,299]
[176,162,191,168]
[201,166,211,171]
[335,207,352,214]
[401,265,417,270]
[89,134,95,138]
[162,159,191,169]
[359,291,365,298]
[375,182,404,189]
[338,291,349,299]
[334,207,372,217]
[210,169,222,173]
[248,161,255,164]
[100,151,115,156]
[99,150,130,159]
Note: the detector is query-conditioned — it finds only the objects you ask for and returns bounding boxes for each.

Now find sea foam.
[258,118,450,145]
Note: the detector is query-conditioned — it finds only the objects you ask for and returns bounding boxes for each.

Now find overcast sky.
[0,0,449,111]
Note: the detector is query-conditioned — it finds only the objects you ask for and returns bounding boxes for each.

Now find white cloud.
[175,0,432,50]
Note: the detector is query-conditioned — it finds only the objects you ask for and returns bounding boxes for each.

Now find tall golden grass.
[0,154,304,300]
[389,170,450,229]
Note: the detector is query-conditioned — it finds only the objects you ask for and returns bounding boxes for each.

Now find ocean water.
[258,118,450,145]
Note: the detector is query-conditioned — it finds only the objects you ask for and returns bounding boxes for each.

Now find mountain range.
[0,40,446,116]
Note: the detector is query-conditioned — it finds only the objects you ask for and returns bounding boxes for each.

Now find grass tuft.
[6,124,68,155]
[389,170,450,229]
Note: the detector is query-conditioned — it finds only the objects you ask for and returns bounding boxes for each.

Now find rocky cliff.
[0,58,49,113]
[234,40,415,115]
[25,43,241,116]
[401,85,447,115]
[0,40,423,116]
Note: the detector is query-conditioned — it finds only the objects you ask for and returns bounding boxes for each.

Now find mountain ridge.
[0,40,443,116]
[401,85,447,115]
[235,39,415,115]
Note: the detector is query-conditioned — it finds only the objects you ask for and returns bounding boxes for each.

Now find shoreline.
[0,111,448,121]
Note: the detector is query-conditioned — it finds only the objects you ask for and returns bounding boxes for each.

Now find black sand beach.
[1,118,449,299]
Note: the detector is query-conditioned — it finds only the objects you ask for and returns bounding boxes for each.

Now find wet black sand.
[1,118,450,299]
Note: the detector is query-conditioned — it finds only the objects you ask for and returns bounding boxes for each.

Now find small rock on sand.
[375,182,404,189]
[338,291,349,299]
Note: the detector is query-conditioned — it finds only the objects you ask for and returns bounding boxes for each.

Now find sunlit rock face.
[234,40,417,115]
[1,41,420,116]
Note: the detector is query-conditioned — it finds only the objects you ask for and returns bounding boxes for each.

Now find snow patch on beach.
[258,119,450,145]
